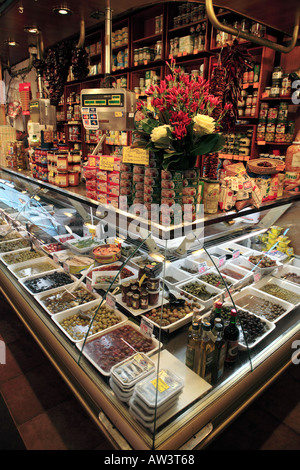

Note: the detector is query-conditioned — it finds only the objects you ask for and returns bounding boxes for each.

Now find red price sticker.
[232,250,240,260]
[218,256,226,268]
[106,293,116,309]
[140,318,153,338]
[253,272,261,283]
[198,261,208,274]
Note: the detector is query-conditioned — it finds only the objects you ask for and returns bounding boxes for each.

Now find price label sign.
[99,156,115,171]
[253,271,261,283]
[198,261,208,274]
[106,292,116,309]
[232,249,240,260]
[123,146,149,165]
[218,255,226,268]
[140,317,153,339]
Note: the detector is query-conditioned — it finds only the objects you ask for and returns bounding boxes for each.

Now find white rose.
[151,125,171,142]
[193,114,216,135]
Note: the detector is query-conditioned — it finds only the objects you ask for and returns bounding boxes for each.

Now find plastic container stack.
[129,368,184,430]
[109,353,156,403]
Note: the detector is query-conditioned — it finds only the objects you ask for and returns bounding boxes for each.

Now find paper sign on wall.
[122,146,149,165]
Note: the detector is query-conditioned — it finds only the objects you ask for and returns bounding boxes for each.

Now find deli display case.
[0,167,299,451]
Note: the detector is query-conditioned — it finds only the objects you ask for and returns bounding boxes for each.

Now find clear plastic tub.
[111,353,155,390]
[134,369,184,408]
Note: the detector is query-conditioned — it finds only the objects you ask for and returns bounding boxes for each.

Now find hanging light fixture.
[5,39,19,46]
[53,5,73,16]
[24,26,40,34]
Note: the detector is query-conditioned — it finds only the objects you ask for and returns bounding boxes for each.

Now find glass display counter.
[0,167,299,450]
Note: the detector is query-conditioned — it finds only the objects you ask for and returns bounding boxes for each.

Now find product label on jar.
[292,152,300,167]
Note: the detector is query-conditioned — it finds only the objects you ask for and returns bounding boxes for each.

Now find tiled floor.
[0,295,299,451]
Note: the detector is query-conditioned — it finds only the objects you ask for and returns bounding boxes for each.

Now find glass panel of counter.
[0,168,299,449]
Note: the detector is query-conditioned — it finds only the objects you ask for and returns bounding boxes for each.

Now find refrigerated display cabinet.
[0,167,299,450]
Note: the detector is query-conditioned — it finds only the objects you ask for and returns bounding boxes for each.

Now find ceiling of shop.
[0,0,299,68]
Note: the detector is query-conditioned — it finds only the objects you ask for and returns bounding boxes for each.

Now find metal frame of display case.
[0,167,299,450]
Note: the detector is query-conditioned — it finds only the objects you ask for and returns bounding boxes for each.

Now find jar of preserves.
[272,66,283,80]
[56,171,69,187]
[285,131,300,173]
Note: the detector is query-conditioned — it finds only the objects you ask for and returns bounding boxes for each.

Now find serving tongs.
[162,282,185,307]
[61,263,95,301]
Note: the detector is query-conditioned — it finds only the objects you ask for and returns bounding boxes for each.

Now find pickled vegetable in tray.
[81,324,155,373]
[0,238,30,253]
[259,283,300,305]
[3,249,43,265]
[14,261,56,278]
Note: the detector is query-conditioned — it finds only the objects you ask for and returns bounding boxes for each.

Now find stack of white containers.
[109,353,156,403]
[129,369,184,431]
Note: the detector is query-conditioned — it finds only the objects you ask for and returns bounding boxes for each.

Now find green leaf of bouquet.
[190,133,220,157]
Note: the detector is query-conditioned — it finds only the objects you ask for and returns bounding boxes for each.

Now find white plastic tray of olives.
[51,300,128,343]
[9,256,59,279]
[203,302,275,350]
[19,268,77,295]
[35,283,101,316]
[232,286,294,323]
[0,247,45,266]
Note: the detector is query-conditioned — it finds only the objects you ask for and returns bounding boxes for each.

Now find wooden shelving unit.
[54,2,288,160]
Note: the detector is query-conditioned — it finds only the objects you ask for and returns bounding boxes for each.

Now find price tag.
[253,271,261,283]
[106,292,116,309]
[99,156,115,171]
[232,249,240,260]
[257,141,266,146]
[198,261,208,274]
[218,255,226,268]
[140,317,153,339]
[122,146,149,165]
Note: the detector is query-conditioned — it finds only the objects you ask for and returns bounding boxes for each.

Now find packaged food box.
[111,353,155,390]
[133,368,184,408]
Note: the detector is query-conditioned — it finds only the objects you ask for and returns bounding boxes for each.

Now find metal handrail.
[205,0,300,53]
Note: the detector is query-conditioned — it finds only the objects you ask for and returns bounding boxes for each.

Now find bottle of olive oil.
[198,320,215,383]
[185,322,201,371]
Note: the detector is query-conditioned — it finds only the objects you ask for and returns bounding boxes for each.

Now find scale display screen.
[81,93,124,107]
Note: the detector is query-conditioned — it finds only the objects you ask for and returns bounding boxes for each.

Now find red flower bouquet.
[133,59,231,170]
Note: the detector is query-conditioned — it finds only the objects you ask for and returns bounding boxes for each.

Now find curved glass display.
[0,168,299,450]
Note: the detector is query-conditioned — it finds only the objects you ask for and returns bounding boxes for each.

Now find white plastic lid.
[134,369,184,408]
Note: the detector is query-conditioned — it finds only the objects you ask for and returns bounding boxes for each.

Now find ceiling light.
[53,6,73,16]
[24,26,40,34]
[5,40,19,46]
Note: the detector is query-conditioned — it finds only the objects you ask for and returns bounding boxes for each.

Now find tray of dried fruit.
[252,276,300,306]
[9,256,60,279]
[273,265,300,287]
[141,297,204,333]
[203,302,275,350]
[18,268,77,295]
[75,320,162,376]
[52,300,128,343]
[34,283,101,316]
[232,286,294,324]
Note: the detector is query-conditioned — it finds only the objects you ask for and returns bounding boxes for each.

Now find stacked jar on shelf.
[238,64,260,118]
[257,101,295,143]
[222,130,253,157]
[47,146,81,187]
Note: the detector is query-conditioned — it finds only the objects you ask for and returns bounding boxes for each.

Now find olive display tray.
[274,264,300,287]
[51,300,128,343]
[203,303,275,350]
[253,276,300,306]
[34,283,101,316]
[8,256,59,279]
[0,247,45,267]
[18,268,77,295]
[140,300,204,333]
[66,236,104,254]
[75,320,162,377]
[232,286,294,324]
[0,236,30,253]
